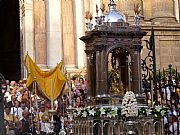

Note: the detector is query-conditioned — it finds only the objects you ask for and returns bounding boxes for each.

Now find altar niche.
[80,26,146,100]
[108,47,131,96]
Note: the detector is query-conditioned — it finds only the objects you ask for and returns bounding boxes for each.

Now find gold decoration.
[110,69,124,95]
[124,12,128,21]
[134,4,141,15]
[89,13,93,21]
[85,11,90,20]
[96,4,99,15]
[100,3,105,14]
[85,11,93,21]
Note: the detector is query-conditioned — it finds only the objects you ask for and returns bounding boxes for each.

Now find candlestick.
[150,76,153,107]
[67,73,72,108]
[50,79,54,109]
[34,81,38,109]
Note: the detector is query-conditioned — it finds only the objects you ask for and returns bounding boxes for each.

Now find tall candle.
[68,73,72,107]
[34,81,38,108]
[151,77,153,107]
[50,79,54,109]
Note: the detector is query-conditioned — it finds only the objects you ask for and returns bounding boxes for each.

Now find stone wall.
[20,0,180,75]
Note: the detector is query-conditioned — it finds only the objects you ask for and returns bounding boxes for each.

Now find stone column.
[23,0,35,58]
[62,0,75,69]
[20,0,35,78]
[131,38,142,94]
[95,45,107,96]
[119,0,144,24]
[142,0,152,20]
[45,0,62,68]
[151,0,177,23]
[85,50,96,98]
[33,0,47,67]
[73,0,85,69]
[96,49,101,96]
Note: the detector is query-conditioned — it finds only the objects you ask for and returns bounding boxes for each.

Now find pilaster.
[33,0,47,68]
[73,0,85,69]
[23,0,35,59]
[45,0,62,68]
[20,0,34,78]
[62,0,76,69]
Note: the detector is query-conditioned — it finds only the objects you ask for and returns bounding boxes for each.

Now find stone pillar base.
[150,16,177,24]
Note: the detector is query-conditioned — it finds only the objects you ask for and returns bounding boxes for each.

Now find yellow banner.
[24,54,66,100]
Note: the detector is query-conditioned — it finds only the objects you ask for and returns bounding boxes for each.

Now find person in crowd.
[28,113,38,135]
[168,115,179,135]
[79,77,87,94]
[19,100,28,119]
[40,113,51,134]
[20,110,30,134]
[4,105,17,123]
[8,95,17,108]
[53,107,62,134]
[11,100,21,119]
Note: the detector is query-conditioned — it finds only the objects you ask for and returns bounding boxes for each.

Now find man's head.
[11,95,16,102]
[5,106,11,115]
[20,101,26,110]
[22,110,29,119]
[40,104,46,112]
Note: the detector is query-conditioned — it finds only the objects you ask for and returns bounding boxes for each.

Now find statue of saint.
[110,68,124,95]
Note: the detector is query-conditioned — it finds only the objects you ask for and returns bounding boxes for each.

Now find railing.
[72,117,162,135]
[144,65,180,135]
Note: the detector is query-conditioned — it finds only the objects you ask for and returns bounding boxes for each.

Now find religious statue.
[110,68,125,95]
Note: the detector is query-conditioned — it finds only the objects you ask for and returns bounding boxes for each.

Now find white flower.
[155,105,161,112]
[121,91,138,117]
[82,111,87,117]
[146,109,152,115]
[111,111,117,117]
[100,107,106,115]
[107,113,112,118]
[112,106,118,113]
[89,108,96,116]
[86,106,91,110]
[160,110,165,116]
[77,108,82,115]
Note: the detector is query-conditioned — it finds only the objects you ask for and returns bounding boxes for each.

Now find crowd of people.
[2,76,87,135]
[2,74,180,135]
[146,77,180,135]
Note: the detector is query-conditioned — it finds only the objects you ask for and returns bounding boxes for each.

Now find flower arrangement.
[121,91,138,117]
[73,106,121,118]
[139,105,168,117]
[73,105,168,118]
[73,91,168,118]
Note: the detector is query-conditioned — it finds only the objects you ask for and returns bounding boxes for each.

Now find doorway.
[0,0,21,81]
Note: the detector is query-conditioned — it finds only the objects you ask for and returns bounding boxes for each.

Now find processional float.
[66,0,166,135]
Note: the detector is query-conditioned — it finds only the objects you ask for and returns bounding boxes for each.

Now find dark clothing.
[53,115,61,134]
[11,127,22,135]
[21,118,30,134]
